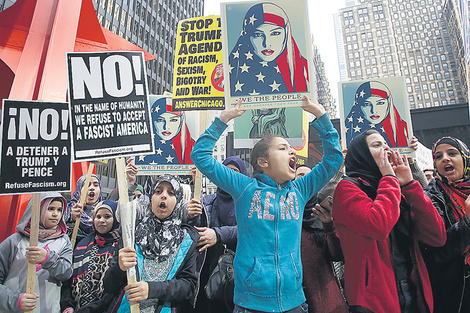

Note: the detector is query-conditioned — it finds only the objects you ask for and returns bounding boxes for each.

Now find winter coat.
[191,114,343,312]
[333,177,446,313]
[423,179,470,313]
[103,225,199,313]
[0,192,73,313]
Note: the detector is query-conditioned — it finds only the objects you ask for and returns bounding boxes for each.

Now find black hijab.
[215,156,248,226]
[345,130,382,189]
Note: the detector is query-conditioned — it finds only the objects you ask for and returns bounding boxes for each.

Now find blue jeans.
[233,303,308,313]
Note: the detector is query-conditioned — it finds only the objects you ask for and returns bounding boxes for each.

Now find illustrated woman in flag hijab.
[345,81,409,148]
[143,97,195,165]
[229,2,309,96]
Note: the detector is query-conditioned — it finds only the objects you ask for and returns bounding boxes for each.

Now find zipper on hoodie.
[275,183,283,311]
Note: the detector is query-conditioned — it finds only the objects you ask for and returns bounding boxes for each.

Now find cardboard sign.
[339,76,413,156]
[0,100,71,195]
[172,16,225,111]
[221,0,315,110]
[67,51,154,162]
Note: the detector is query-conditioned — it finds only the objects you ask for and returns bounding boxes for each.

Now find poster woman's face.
[361,95,390,124]
[155,112,182,140]
[250,23,286,62]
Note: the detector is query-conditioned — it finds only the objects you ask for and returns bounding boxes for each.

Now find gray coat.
[0,192,73,313]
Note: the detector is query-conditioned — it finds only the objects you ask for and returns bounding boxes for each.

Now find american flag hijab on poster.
[228,2,309,96]
[344,81,409,148]
[136,96,195,166]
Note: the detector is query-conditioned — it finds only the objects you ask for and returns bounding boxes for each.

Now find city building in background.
[312,38,337,119]
[0,0,204,196]
[336,0,467,109]
[335,0,470,151]
[91,0,203,95]
[91,0,204,195]
[443,0,470,105]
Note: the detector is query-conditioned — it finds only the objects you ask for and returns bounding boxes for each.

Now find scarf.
[135,175,186,262]
[433,136,470,263]
[23,197,67,239]
[71,200,120,309]
[345,131,383,189]
[64,174,102,229]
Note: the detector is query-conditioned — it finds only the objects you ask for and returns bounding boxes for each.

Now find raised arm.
[295,97,343,201]
[190,101,251,199]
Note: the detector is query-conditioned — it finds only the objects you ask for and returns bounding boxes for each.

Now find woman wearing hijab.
[333,130,446,313]
[228,2,309,96]
[0,192,72,312]
[424,137,470,313]
[64,174,103,244]
[103,175,199,313]
[61,200,120,313]
[345,81,409,148]
[186,156,249,313]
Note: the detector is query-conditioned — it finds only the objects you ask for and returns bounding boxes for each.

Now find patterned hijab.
[345,81,409,148]
[135,175,186,261]
[228,2,309,96]
[432,136,470,185]
[64,174,102,228]
[432,137,470,262]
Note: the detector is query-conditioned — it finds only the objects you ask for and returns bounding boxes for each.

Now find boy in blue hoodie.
[190,96,343,313]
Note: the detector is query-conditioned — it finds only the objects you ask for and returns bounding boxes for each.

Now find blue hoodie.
[191,114,342,312]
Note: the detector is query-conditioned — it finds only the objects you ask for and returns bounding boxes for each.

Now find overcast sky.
[203,0,347,110]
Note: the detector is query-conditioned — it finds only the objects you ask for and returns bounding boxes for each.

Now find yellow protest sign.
[172,16,225,111]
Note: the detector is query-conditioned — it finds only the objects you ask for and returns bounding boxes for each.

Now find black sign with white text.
[67,51,154,162]
[0,100,71,195]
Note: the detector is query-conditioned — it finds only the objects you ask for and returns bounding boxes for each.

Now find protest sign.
[221,0,315,110]
[172,16,225,111]
[339,76,413,157]
[234,106,303,148]
[135,94,201,175]
[67,51,154,162]
[0,100,71,195]
[415,141,433,171]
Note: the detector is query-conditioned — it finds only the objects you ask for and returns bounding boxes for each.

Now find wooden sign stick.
[70,163,95,248]
[116,157,139,313]
[24,193,40,313]
[193,111,208,200]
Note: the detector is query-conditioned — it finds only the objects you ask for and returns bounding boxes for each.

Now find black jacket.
[423,179,470,313]
[103,224,199,313]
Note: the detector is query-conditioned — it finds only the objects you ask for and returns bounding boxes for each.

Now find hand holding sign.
[69,202,83,221]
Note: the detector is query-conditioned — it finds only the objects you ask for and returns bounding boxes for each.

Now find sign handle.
[193,111,208,200]
[70,163,95,248]
[24,193,40,313]
[116,157,140,313]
